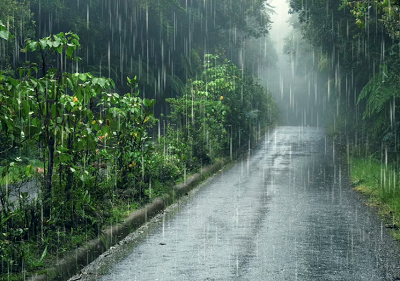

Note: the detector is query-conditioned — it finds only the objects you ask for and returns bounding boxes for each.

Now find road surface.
[74,126,400,280]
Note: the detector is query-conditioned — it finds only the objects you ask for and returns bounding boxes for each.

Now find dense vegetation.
[288,0,400,151]
[0,0,279,278]
[288,0,400,231]
[1,0,277,109]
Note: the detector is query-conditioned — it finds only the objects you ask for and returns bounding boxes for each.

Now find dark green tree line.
[289,0,398,152]
[1,0,277,115]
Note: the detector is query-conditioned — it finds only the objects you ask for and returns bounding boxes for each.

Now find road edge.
[27,159,227,281]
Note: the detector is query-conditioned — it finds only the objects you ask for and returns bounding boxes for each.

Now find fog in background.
[265,0,331,127]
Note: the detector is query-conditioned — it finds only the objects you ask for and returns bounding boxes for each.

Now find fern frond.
[358,67,399,119]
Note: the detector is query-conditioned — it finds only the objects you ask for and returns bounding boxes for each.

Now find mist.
[265,0,330,127]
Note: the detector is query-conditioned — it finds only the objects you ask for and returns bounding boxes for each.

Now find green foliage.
[358,65,397,119]
[290,0,400,234]
[351,156,400,236]
[341,0,400,38]
[23,32,80,59]
[356,56,400,150]
[0,32,157,274]
[99,76,157,194]
[146,147,183,197]
[0,20,14,41]
[288,0,397,145]
[165,54,279,168]
[20,0,275,98]
[0,0,34,72]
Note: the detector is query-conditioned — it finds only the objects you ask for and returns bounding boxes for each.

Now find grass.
[0,199,143,281]
[107,201,141,224]
[350,157,400,238]
[0,156,212,280]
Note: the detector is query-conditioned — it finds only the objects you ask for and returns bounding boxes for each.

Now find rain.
[1,0,400,280]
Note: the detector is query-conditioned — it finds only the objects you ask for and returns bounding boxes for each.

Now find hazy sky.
[265,0,305,126]
[266,1,326,127]
[269,0,292,58]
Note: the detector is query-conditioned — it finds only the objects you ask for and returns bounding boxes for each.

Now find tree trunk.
[44,136,55,217]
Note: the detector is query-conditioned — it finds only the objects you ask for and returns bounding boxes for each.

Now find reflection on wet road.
[85,127,400,280]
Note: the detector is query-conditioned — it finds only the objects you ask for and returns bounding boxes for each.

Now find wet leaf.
[0,30,10,40]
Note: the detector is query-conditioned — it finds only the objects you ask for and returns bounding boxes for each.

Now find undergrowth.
[350,157,400,239]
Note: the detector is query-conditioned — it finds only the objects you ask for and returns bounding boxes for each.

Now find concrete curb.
[28,159,227,281]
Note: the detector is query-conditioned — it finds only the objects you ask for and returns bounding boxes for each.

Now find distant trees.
[0,0,33,72]
[289,0,399,153]
[340,0,400,151]
[0,0,276,103]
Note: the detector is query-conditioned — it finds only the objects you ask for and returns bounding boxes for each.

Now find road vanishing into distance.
[73,126,400,281]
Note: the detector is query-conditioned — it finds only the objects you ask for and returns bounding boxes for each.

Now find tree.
[0,31,157,273]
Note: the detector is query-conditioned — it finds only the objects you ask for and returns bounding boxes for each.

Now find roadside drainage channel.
[28,159,227,281]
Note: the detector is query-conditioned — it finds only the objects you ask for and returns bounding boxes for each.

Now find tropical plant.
[166,54,279,168]
[0,31,157,274]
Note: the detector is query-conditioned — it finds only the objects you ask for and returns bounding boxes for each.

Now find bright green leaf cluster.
[0,31,158,274]
[0,20,13,41]
[23,32,80,60]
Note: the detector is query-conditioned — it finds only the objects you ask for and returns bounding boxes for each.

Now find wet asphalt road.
[77,126,400,280]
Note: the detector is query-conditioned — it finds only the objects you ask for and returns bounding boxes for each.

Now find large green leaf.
[358,67,398,119]
[0,30,10,40]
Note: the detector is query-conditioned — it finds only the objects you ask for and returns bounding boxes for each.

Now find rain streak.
[0,0,400,280]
